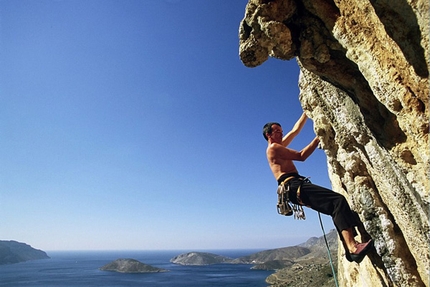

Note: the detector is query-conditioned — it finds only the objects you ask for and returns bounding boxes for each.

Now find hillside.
[265,230,339,286]
[171,230,339,286]
[171,229,337,266]
[0,240,49,265]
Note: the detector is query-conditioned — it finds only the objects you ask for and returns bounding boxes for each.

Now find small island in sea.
[170,252,233,265]
[100,258,168,273]
[0,240,50,265]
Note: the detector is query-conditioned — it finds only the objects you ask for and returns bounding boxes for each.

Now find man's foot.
[341,241,354,262]
[348,239,373,263]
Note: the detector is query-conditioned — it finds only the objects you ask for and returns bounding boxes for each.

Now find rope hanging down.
[318,212,339,287]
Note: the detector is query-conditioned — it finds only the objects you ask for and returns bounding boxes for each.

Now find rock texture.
[0,240,50,265]
[100,258,167,273]
[239,1,429,286]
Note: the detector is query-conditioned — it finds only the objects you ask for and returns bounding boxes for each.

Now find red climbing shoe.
[349,239,373,263]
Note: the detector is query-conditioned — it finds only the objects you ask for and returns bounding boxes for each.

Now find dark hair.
[263,122,281,141]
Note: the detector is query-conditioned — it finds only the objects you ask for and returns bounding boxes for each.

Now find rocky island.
[0,240,49,265]
[100,258,167,273]
[170,252,233,265]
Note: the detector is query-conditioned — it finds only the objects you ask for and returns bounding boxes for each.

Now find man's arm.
[281,112,307,147]
[297,136,320,161]
[273,136,320,161]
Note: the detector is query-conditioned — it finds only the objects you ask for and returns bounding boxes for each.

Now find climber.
[263,112,373,263]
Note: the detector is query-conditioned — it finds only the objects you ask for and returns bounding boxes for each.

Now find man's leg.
[297,181,373,262]
[297,181,358,231]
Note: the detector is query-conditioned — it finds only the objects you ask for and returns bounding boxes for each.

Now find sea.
[0,250,273,287]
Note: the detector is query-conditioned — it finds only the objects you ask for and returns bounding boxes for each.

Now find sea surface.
[0,250,273,286]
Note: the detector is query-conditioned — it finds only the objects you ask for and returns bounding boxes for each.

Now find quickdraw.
[276,176,308,220]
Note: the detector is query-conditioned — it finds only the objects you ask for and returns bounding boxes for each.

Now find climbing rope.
[318,212,339,287]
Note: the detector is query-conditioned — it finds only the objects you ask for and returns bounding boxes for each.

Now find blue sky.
[0,0,334,251]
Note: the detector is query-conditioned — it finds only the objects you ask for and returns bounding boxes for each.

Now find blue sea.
[0,250,273,286]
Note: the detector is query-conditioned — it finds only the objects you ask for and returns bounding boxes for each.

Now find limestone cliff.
[239,0,429,286]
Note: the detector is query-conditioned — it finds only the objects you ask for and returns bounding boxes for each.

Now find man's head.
[263,122,282,141]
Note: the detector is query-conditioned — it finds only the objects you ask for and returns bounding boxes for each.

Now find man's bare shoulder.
[266,143,284,156]
[267,142,284,150]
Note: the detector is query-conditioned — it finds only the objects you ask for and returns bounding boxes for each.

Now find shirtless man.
[263,113,373,263]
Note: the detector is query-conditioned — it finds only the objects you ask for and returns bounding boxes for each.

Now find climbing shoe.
[349,239,373,263]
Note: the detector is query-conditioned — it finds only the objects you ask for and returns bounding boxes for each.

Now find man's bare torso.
[266,143,299,180]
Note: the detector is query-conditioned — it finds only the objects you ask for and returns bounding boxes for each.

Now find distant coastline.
[1,231,337,287]
[0,240,50,265]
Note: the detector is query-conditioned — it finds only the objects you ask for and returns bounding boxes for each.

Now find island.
[0,240,50,265]
[100,258,167,273]
[170,252,233,265]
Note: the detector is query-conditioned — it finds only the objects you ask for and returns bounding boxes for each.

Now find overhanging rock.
[239,0,429,286]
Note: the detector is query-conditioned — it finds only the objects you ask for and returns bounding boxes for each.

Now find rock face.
[0,240,50,265]
[239,1,429,286]
[100,258,167,273]
[170,252,232,265]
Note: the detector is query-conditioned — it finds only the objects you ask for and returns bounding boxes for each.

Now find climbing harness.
[318,212,339,287]
[276,176,307,220]
[276,176,294,216]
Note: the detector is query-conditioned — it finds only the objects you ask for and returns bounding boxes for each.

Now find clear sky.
[0,0,334,251]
